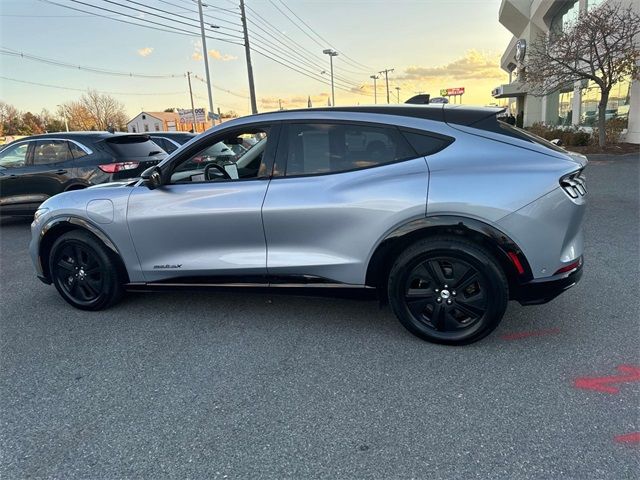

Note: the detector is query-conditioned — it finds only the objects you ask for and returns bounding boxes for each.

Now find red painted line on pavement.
[574,365,640,394]
[500,328,561,341]
[614,432,640,444]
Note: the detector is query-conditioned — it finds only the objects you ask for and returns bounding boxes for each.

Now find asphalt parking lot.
[1,154,638,479]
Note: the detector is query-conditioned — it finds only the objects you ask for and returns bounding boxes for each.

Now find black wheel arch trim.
[365,215,533,290]
[38,215,123,283]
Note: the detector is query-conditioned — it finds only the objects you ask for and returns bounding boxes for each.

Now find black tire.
[49,230,123,311]
[388,236,508,345]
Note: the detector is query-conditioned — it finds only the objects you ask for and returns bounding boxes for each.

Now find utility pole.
[197,0,215,120]
[395,86,401,104]
[379,68,394,104]
[323,49,338,107]
[186,72,197,132]
[370,74,379,104]
[239,0,257,114]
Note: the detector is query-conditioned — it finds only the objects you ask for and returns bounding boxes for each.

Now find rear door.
[26,140,78,199]
[262,121,430,285]
[102,135,167,180]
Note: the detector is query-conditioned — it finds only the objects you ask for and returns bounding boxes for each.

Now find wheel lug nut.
[444,284,448,288]
[452,291,457,296]
[435,288,439,293]
[447,299,452,305]
[436,297,441,303]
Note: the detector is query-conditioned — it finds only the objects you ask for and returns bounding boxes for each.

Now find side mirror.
[550,138,563,146]
[140,166,163,190]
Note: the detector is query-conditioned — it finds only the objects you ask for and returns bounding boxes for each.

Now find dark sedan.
[0,132,166,216]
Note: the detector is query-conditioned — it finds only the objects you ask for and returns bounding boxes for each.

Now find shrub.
[526,123,590,146]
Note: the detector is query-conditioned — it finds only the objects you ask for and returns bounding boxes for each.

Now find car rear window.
[496,121,567,153]
[105,136,164,158]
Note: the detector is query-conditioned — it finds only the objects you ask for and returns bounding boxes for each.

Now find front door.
[0,141,37,214]
[127,123,279,283]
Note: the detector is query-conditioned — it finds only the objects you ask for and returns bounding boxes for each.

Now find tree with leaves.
[525,3,640,146]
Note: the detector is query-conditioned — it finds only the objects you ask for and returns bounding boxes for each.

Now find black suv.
[149,132,196,154]
[0,132,166,216]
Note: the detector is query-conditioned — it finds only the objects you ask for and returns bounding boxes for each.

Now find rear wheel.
[388,237,508,345]
[49,230,123,310]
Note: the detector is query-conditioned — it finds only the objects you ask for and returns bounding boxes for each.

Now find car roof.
[259,104,506,127]
[150,132,196,137]
[9,131,152,141]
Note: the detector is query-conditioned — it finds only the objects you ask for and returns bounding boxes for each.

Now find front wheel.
[388,237,508,345]
[49,230,123,310]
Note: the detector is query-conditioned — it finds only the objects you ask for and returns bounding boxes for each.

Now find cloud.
[208,49,237,61]
[401,50,504,81]
[191,44,237,62]
[137,47,153,57]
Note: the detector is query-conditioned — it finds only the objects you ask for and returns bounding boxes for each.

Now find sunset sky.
[0,0,513,118]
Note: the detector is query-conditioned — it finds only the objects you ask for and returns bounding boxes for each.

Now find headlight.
[33,207,49,221]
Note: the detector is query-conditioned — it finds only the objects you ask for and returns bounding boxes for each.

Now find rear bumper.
[513,263,583,305]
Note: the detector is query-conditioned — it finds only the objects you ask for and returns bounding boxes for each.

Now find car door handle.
[55,169,67,175]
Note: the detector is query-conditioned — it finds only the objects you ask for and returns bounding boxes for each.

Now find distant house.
[127,111,182,134]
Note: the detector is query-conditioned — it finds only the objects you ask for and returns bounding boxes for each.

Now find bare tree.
[58,90,128,132]
[525,3,640,146]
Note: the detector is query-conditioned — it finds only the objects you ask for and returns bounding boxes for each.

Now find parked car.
[0,132,166,216]
[29,105,587,345]
[149,131,196,154]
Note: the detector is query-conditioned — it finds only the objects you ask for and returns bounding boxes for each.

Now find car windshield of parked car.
[171,130,268,183]
[0,143,29,169]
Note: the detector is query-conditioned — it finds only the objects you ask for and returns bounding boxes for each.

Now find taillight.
[554,257,583,275]
[560,170,586,199]
[98,162,139,173]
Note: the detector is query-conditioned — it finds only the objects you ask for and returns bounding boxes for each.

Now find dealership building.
[493,0,640,143]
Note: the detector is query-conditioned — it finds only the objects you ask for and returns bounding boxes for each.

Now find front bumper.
[513,263,583,305]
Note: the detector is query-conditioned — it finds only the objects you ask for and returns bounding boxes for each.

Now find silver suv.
[29,105,587,345]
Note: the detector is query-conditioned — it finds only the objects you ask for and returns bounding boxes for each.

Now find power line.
[157,0,242,32]
[0,75,185,96]
[0,47,184,79]
[245,6,368,86]
[38,0,243,46]
[272,0,374,73]
[98,0,244,40]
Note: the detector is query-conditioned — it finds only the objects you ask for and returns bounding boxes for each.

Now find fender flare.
[365,215,532,287]
[38,215,123,282]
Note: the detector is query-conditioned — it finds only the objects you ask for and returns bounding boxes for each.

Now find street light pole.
[57,105,69,132]
[323,49,338,107]
[395,86,401,104]
[187,72,197,132]
[197,0,215,120]
[370,74,379,104]
[379,68,394,104]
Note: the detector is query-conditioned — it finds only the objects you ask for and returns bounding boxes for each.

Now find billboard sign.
[177,108,206,123]
[440,87,465,96]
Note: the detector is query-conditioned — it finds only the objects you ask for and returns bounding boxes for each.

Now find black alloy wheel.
[50,230,123,310]
[388,237,508,345]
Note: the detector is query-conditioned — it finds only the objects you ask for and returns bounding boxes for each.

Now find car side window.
[401,131,452,156]
[282,123,415,176]
[0,143,29,169]
[33,140,73,165]
[68,141,89,160]
[170,128,269,184]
